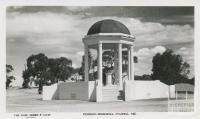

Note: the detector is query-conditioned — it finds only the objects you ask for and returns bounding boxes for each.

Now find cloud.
[176,47,194,64]
[7,12,194,64]
[7,12,194,48]
[134,46,166,75]
[134,46,194,76]
[176,47,193,59]
[7,12,82,37]
[65,6,91,12]
[136,46,166,59]
[116,18,194,49]
[57,51,84,68]
[6,12,87,65]
[177,47,190,55]
[152,46,166,54]
[6,10,194,86]
[76,51,84,56]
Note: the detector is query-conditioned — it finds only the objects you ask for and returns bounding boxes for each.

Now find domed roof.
[87,19,131,35]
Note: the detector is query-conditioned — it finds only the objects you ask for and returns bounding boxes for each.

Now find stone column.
[98,43,103,86]
[84,44,89,82]
[114,48,118,84]
[118,43,123,90]
[130,45,134,80]
[128,47,131,80]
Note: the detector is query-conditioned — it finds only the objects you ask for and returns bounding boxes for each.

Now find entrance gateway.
[43,19,173,102]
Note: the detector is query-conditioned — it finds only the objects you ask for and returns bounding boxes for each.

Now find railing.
[168,99,194,112]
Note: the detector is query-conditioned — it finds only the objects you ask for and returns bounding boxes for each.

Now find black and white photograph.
[5,6,195,113]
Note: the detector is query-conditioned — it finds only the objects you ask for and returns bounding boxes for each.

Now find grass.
[6,87,169,112]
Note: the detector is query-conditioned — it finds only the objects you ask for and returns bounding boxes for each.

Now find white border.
[0,0,199,119]
[0,0,196,6]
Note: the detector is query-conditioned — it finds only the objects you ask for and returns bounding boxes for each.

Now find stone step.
[102,88,121,91]
[102,94,119,96]
[102,85,119,89]
[102,97,119,101]
[102,86,123,101]
[103,95,119,97]
[102,90,119,93]
[102,89,119,92]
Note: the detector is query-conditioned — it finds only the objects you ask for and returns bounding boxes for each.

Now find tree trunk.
[38,79,43,94]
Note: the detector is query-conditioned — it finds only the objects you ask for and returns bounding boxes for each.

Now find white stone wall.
[58,81,96,101]
[58,82,88,100]
[43,80,175,101]
[88,81,96,101]
[124,80,175,100]
[43,83,58,100]
[43,81,96,101]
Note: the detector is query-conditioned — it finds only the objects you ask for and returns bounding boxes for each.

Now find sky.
[6,6,194,86]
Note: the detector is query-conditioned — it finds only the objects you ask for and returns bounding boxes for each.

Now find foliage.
[6,64,16,89]
[79,49,138,81]
[175,76,194,85]
[22,69,31,88]
[48,57,73,82]
[152,49,191,85]
[135,74,152,80]
[22,53,73,94]
[22,53,48,91]
[189,77,195,85]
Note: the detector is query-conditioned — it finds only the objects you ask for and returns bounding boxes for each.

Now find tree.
[22,53,73,94]
[55,57,73,82]
[152,49,191,97]
[24,53,49,93]
[22,69,31,88]
[135,74,152,80]
[6,64,16,89]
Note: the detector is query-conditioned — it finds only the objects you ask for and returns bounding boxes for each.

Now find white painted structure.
[175,83,194,100]
[168,83,194,112]
[43,80,175,101]
[43,19,175,102]
[82,19,135,102]
[43,83,58,100]
[124,80,175,100]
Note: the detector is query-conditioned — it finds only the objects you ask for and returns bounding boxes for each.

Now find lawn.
[6,87,169,112]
